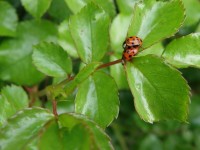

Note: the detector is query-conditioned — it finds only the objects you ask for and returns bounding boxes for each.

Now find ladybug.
[122,36,142,64]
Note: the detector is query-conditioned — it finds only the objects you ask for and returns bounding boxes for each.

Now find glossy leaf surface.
[128,0,185,48]
[0,85,29,126]
[69,3,110,63]
[33,42,72,77]
[0,108,54,150]
[0,20,57,85]
[163,33,200,68]
[0,1,18,36]
[138,42,164,57]
[110,14,132,53]
[75,71,119,128]
[125,55,190,123]
[58,20,78,58]
[21,0,52,18]
[59,113,114,149]
[64,0,116,18]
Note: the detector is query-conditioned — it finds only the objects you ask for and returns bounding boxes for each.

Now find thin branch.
[52,100,58,117]
[96,59,122,70]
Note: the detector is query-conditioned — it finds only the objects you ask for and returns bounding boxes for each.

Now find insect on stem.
[96,59,122,70]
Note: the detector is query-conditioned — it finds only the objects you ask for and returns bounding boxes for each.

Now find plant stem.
[37,59,122,98]
[52,100,58,117]
[96,59,122,70]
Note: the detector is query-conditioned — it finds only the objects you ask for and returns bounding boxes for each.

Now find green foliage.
[21,0,52,18]
[0,108,54,150]
[125,55,190,123]
[0,20,57,85]
[58,20,78,57]
[33,42,72,77]
[163,33,200,68]
[0,1,18,36]
[128,0,185,48]
[69,2,110,63]
[75,71,119,128]
[0,85,28,126]
[0,0,200,149]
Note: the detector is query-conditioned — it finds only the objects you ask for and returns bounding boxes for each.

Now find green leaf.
[63,62,101,97]
[65,0,116,18]
[128,0,185,48]
[110,54,129,89]
[75,71,119,128]
[38,120,63,150]
[0,85,29,126]
[116,0,139,14]
[163,33,200,68]
[138,42,164,57]
[125,55,190,123]
[110,14,132,53]
[179,0,200,34]
[48,0,72,22]
[0,1,18,36]
[0,20,57,85]
[58,20,78,58]
[33,42,72,77]
[59,113,114,149]
[69,2,110,63]
[0,108,54,150]
[74,62,101,84]
[21,0,52,18]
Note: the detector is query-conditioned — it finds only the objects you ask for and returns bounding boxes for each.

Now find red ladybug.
[122,36,142,64]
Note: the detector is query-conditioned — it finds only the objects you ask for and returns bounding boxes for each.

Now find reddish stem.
[96,59,122,70]
[52,100,58,117]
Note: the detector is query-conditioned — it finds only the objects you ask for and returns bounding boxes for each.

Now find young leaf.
[58,20,78,58]
[21,0,52,18]
[0,20,57,85]
[163,33,200,68]
[0,108,54,150]
[125,55,190,123]
[75,71,119,128]
[33,42,72,77]
[128,0,185,48]
[64,0,116,18]
[69,2,110,64]
[59,113,114,149]
[0,1,18,36]
[0,85,29,126]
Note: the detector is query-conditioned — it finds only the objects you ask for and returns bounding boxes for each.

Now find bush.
[0,0,200,149]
